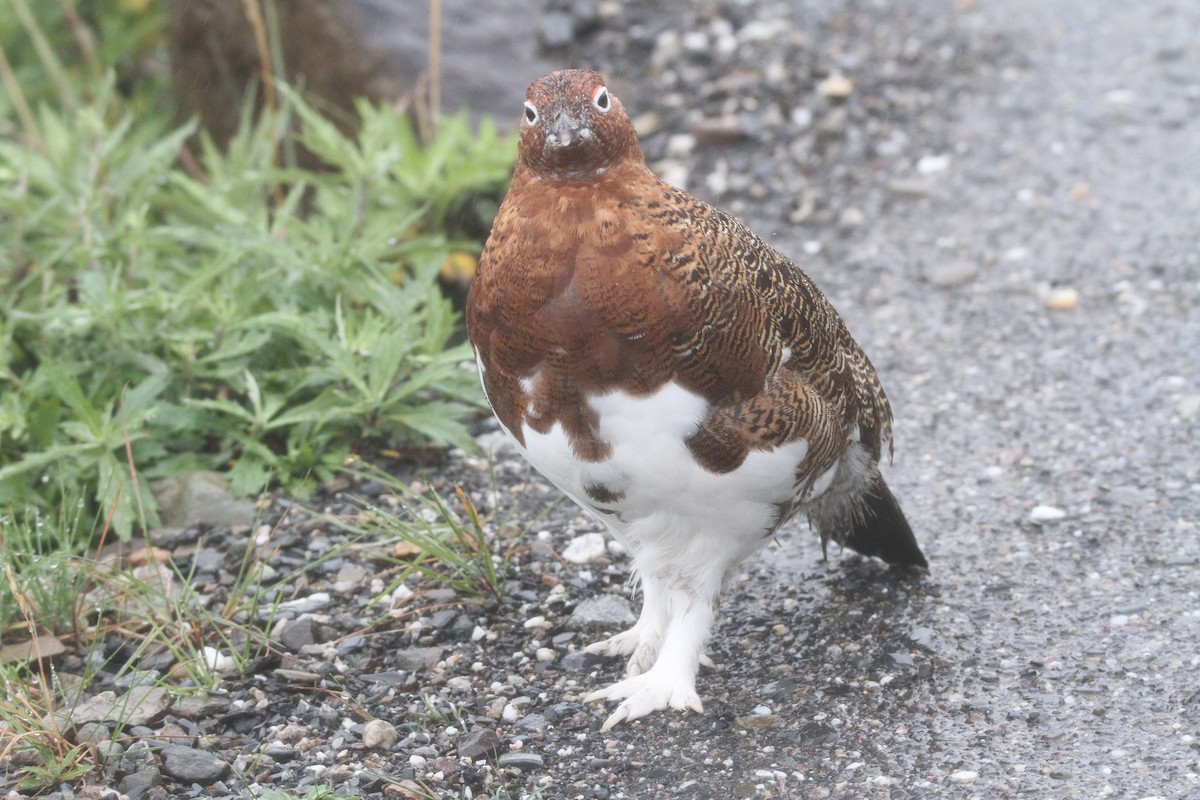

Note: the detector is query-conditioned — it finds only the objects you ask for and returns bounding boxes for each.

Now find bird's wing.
[644,185,895,484]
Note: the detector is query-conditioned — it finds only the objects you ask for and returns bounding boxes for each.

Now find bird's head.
[517,69,642,181]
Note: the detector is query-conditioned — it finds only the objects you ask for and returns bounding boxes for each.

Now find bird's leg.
[584,584,715,731]
[584,572,668,676]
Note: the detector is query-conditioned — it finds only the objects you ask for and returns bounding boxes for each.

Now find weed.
[335,465,545,604]
[0,4,516,540]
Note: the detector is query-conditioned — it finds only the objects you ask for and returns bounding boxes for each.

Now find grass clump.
[0,9,516,540]
[338,465,541,603]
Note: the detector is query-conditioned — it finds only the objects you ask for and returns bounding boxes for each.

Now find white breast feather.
[515,380,837,590]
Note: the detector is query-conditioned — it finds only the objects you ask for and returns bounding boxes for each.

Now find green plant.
[0,10,516,539]
[0,496,92,635]
[339,467,540,603]
[0,540,95,791]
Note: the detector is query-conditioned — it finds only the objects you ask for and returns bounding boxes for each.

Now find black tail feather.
[843,476,927,568]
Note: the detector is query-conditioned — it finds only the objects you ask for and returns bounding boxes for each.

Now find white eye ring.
[523,101,539,125]
[592,85,611,113]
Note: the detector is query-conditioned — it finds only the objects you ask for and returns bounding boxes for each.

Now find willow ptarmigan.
[466,69,927,730]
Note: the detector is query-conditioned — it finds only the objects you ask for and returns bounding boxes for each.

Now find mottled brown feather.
[467,69,894,502]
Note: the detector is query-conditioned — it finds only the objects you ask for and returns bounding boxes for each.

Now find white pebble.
[278,592,331,613]
[949,770,978,783]
[917,154,951,174]
[535,647,557,663]
[201,646,235,674]
[362,719,398,749]
[523,615,550,630]
[1029,504,1066,522]
[562,533,607,564]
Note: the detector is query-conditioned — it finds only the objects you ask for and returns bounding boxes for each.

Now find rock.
[73,721,111,746]
[740,19,791,42]
[916,154,951,174]
[691,115,747,146]
[277,592,331,614]
[836,207,865,232]
[278,617,333,652]
[172,694,232,720]
[362,719,399,749]
[1175,394,1200,421]
[560,651,608,671]
[817,72,855,98]
[393,646,444,671]
[652,29,683,69]
[544,703,580,723]
[516,713,549,731]
[562,532,607,564]
[498,751,545,771]
[263,745,298,761]
[60,687,172,729]
[634,111,664,138]
[735,714,782,730]
[0,633,66,664]
[456,728,503,761]
[949,770,979,783]
[273,668,323,684]
[567,595,636,632]
[117,767,162,800]
[886,178,933,198]
[200,646,236,674]
[151,471,257,528]
[97,738,124,766]
[538,11,574,49]
[159,745,229,784]
[923,259,978,287]
[1029,505,1067,523]
[1042,286,1078,310]
[910,627,936,649]
[332,564,368,593]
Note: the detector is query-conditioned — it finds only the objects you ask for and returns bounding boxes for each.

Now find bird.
[466,69,927,731]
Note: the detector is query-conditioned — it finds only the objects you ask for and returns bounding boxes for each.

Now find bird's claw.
[585,672,704,730]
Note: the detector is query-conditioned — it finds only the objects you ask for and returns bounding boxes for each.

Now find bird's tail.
[810,455,928,569]
[839,474,927,568]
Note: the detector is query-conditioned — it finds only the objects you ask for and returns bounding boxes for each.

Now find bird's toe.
[585,671,704,729]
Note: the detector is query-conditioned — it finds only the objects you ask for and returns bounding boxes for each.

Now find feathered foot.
[585,584,715,730]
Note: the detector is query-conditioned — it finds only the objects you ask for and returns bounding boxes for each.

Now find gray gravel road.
[700,0,1200,797]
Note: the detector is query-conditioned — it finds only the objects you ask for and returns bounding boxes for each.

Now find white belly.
[510,381,837,581]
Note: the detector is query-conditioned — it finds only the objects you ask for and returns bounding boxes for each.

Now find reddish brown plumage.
[466,68,924,563]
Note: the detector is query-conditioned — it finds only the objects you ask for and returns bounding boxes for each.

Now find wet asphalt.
[707,0,1200,797]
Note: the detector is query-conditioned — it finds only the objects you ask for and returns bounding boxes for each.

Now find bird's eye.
[592,85,611,113]
[523,101,539,125]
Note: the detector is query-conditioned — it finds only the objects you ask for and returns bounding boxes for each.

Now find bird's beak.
[546,114,588,148]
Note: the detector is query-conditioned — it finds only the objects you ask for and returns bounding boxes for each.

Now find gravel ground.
[11,0,1199,799]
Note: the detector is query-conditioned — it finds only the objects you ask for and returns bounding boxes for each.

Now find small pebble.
[1041,285,1078,310]
[277,592,331,614]
[817,72,855,98]
[362,719,399,749]
[916,154,951,174]
[562,533,607,564]
[498,752,545,771]
[1029,505,1067,523]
